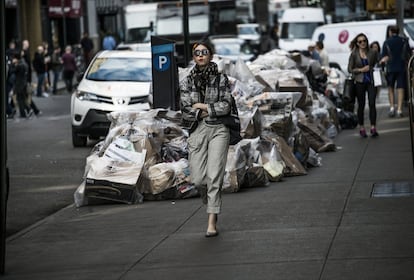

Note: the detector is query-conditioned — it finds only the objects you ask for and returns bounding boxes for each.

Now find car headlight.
[75,90,99,101]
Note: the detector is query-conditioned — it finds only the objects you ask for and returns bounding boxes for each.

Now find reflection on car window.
[281,22,321,39]
[405,22,414,41]
[238,26,259,35]
[86,57,152,82]
[214,41,253,56]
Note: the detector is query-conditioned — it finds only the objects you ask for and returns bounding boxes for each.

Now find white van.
[311,19,414,73]
[278,7,325,52]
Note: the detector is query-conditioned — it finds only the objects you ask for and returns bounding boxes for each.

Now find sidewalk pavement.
[3,89,414,280]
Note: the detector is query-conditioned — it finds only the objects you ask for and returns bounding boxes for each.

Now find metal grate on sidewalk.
[371,181,414,198]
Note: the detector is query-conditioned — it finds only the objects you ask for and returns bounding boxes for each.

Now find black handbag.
[220,95,242,145]
[215,74,242,145]
[181,117,198,134]
[342,76,355,101]
[342,76,356,112]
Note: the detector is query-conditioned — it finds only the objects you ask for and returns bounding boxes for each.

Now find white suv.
[71,50,152,147]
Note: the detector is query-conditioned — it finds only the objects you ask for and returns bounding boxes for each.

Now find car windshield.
[238,26,260,35]
[405,21,414,41]
[126,27,151,43]
[215,43,241,55]
[86,57,152,82]
[214,41,253,56]
[281,22,322,39]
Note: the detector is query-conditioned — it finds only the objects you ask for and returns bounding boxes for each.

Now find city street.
[3,88,414,279]
[5,93,93,237]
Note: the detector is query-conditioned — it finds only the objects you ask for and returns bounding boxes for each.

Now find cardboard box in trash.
[85,149,146,204]
[85,178,142,204]
[276,79,309,109]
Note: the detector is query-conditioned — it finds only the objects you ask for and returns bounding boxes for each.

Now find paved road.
[3,87,414,279]
[6,93,93,237]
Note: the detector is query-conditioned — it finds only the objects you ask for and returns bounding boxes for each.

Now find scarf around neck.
[190,62,219,95]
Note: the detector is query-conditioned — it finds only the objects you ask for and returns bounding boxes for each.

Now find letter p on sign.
[154,54,170,72]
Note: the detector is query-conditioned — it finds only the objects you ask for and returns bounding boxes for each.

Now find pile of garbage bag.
[74,48,355,207]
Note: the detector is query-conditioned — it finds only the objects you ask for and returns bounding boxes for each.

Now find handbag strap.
[216,73,238,116]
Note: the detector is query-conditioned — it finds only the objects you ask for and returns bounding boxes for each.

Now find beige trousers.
[187,121,229,214]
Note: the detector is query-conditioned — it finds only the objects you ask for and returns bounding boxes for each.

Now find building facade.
[4,0,414,59]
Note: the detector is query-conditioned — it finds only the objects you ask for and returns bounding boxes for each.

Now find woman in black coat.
[347,33,379,138]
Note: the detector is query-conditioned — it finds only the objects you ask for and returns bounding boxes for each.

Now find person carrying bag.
[347,33,379,138]
[180,42,236,237]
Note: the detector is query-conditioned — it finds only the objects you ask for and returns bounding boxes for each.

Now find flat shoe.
[205,231,219,237]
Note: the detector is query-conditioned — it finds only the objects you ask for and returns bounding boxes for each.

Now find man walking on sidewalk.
[380,25,411,118]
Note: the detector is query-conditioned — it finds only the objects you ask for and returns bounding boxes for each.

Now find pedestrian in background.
[380,25,411,118]
[11,52,28,118]
[269,23,279,49]
[32,45,48,97]
[348,33,379,138]
[61,45,77,93]
[316,41,329,67]
[43,41,52,92]
[51,46,63,94]
[370,41,383,95]
[80,32,94,66]
[180,42,232,237]
[20,39,42,116]
[370,41,382,63]
[12,52,41,118]
[5,40,17,118]
[102,30,116,50]
[21,39,32,86]
[307,42,321,63]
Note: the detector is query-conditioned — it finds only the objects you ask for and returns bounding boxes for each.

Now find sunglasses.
[357,39,367,44]
[193,49,210,56]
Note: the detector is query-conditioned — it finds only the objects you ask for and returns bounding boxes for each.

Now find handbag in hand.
[216,74,242,145]
[220,95,242,145]
[181,117,198,134]
[342,76,355,101]
[373,66,387,87]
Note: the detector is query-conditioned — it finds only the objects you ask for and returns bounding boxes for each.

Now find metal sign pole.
[407,54,414,172]
[1,0,9,274]
[183,0,190,67]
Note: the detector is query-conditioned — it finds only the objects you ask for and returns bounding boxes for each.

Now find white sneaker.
[388,108,395,117]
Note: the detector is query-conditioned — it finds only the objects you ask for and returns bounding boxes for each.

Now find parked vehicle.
[116,3,156,51]
[278,7,325,52]
[71,50,152,147]
[311,19,414,73]
[209,35,256,63]
[121,3,157,44]
[237,23,262,54]
[119,0,237,66]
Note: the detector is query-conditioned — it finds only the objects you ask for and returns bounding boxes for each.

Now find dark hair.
[316,41,324,49]
[13,52,21,60]
[351,33,369,49]
[370,41,381,53]
[389,25,399,34]
[192,41,214,56]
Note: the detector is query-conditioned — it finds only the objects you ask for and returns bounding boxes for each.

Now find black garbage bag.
[337,110,358,129]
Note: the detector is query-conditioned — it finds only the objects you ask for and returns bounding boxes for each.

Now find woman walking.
[347,33,379,138]
[180,42,233,237]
